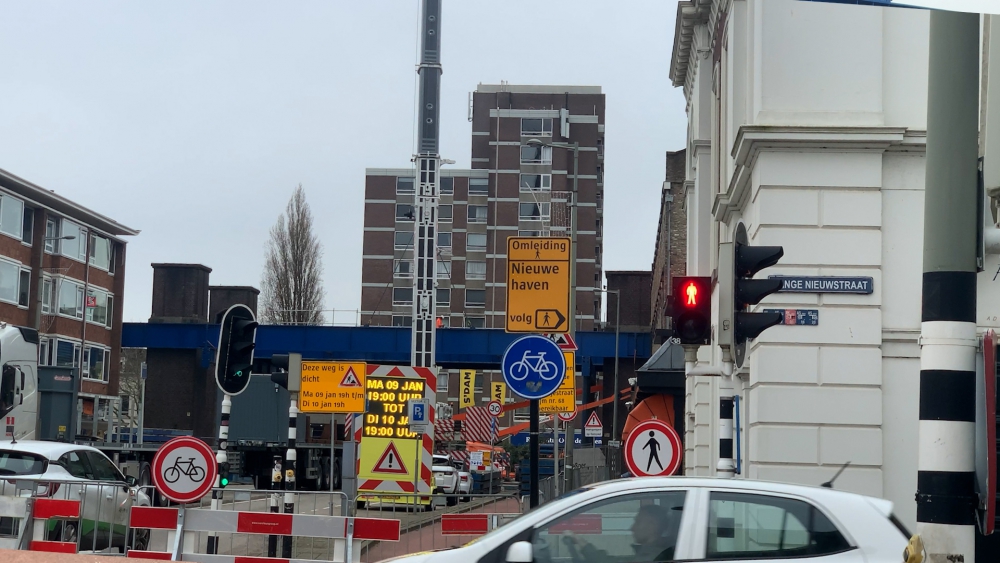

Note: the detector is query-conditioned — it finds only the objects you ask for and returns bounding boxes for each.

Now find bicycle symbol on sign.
[509,350,559,384]
[164,457,206,484]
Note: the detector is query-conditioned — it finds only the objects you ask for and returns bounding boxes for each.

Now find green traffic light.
[220,477,229,487]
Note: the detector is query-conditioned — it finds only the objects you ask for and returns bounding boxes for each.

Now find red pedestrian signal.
[672,277,712,345]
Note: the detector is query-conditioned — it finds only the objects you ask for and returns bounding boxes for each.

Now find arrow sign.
[535,309,566,331]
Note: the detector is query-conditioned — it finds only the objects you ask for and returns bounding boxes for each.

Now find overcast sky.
[0,1,685,323]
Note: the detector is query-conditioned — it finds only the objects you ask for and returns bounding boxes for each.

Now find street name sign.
[769,275,873,294]
[506,237,571,333]
[502,335,567,400]
[624,419,682,478]
[299,361,366,413]
[541,352,576,413]
[152,436,218,504]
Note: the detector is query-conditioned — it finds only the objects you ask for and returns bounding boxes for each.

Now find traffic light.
[219,462,230,488]
[671,276,712,345]
[269,353,301,392]
[215,304,258,396]
[718,223,784,368]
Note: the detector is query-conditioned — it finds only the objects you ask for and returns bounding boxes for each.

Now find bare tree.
[260,184,325,325]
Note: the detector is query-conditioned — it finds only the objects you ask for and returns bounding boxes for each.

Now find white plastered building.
[670,0,1000,530]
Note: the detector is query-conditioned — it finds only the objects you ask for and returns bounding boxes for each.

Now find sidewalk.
[0,551,165,563]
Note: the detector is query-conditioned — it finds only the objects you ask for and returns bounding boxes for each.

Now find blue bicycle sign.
[502,335,566,399]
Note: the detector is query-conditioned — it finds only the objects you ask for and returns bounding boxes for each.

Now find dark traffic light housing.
[215,304,258,396]
[671,276,712,345]
[270,353,289,389]
[732,223,784,367]
[218,462,230,488]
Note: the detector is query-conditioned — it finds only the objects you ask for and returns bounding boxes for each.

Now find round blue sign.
[501,335,566,400]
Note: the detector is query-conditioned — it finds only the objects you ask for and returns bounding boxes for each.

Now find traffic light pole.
[207,393,232,555]
[916,10,980,562]
[529,399,539,508]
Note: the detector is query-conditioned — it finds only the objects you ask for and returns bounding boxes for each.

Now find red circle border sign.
[152,436,218,504]
[623,419,682,477]
[557,410,577,422]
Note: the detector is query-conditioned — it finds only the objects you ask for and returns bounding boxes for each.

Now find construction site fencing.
[355,491,523,563]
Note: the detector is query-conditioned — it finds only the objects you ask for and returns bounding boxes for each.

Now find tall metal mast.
[411,0,442,368]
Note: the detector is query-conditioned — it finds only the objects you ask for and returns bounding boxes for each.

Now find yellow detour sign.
[540,353,575,413]
[491,381,506,404]
[359,436,418,481]
[299,362,366,413]
[506,237,571,333]
[460,370,475,408]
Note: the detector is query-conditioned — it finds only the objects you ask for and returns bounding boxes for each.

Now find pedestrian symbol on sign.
[642,431,663,473]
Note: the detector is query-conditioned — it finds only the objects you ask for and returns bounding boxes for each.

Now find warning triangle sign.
[340,367,362,388]
[372,442,409,475]
[584,412,603,429]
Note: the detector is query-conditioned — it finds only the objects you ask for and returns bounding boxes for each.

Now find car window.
[532,491,686,563]
[0,365,16,417]
[0,451,46,476]
[84,451,123,482]
[706,491,852,559]
[60,451,93,479]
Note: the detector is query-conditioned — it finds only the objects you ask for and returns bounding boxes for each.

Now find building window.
[58,279,84,319]
[60,220,87,262]
[396,204,415,222]
[394,231,414,249]
[436,316,450,328]
[0,259,28,307]
[393,260,413,278]
[89,234,112,271]
[464,316,486,328]
[438,374,449,392]
[45,218,58,253]
[0,195,24,240]
[392,287,413,305]
[520,145,552,164]
[436,261,451,279]
[467,261,486,280]
[391,315,412,327]
[469,178,489,195]
[85,289,113,327]
[465,289,486,307]
[519,202,551,221]
[436,288,450,305]
[521,118,553,137]
[21,208,33,245]
[518,230,550,237]
[396,177,415,195]
[440,177,454,195]
[84,346,110,382]
[467,233,487,251]
[437,231,452,248]
[55,340,78,368]
[38,339,50,366]
[439,205,453,223]
[468,205,488,223]
[519,174,551,192]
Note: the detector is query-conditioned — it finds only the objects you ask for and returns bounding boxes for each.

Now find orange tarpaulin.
[622,394,675,442]
[496,387,631,438]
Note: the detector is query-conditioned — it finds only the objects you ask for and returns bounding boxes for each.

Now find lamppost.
[527,139,580,491]
[598,288,621,476]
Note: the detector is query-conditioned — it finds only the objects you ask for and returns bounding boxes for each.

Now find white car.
[0,440,151,553]
[379,477,910,563]
[433,454,459,506]
[455,462,472,502]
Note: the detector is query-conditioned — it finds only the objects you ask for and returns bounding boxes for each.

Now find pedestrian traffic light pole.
[916,10,980,562]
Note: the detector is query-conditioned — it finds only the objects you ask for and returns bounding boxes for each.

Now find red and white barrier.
[440,513,520,536]
[0,495,29,550]
[126,505,400,562]
[29,498,81,554]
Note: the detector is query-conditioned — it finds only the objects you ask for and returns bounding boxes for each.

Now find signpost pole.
[281,353,301,560]
[529,399,539,508]
[553,418,559,497]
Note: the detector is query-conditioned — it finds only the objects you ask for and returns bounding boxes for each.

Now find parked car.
[376,477,910,563]
[432,454,459,506]
[0,440,152,553]
[453,461,472,502]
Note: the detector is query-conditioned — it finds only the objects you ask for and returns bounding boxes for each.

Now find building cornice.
[712,125,921,222]
[669,0,713,90]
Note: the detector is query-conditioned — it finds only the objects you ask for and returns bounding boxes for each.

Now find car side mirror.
[125,475,138,487]
[506,541,533,563]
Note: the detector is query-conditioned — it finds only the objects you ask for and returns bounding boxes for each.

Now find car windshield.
[0,450,47,476]
[462,487,592,547]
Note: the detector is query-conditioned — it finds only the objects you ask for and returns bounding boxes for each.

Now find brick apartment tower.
[361,84,605,416]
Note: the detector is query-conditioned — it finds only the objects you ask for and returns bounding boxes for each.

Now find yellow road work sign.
[491,381,506,404]
[359,436,418,481]
[299,361,366,413]
[506,237,571,333]
[460,370,476,408]
[540,352,575,413]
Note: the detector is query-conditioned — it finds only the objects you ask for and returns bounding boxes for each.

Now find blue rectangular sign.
[764,309,820,326]
[769,276,873,294]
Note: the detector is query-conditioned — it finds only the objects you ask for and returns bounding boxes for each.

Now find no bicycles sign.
[152,436,218,504]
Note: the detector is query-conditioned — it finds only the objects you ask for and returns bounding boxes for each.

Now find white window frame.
[59,220,88,263]
[393,260,413,279]
[520,145,552,165]
[53,339,80,369]
[439,204,453,223]
[85,287,114,328]
[465,289,486,307]
[392,287,413,306]
[396,177,415,195]
[519,174,552,192]
[88,234,113,272]
[436,288,450,306]
[0,194,24,241]
[438,374,449,392]
[518,230,551,237]
[0,257,28,308]
[520,118,553,137]
[45,218,58,254]
[391,315,412,327]
[41,276,54,314]
[464,315,486,328]
[468,178,489,195]
[468,205,488,224]
[436,261,452,279]
[466,260,487,280]
[437,231,452,248]
[519,202,551,221]
[57,278,85,320]
[394,231,414,250]
[440,177,454,195]
[395,204,415,222]
[466,233,487,251]
[38,338,50,366]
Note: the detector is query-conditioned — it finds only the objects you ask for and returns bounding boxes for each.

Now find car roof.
[0,440,102,460]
